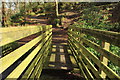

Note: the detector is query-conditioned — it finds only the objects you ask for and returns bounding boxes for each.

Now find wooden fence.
[68,26,120,79]
[0,25,52,79]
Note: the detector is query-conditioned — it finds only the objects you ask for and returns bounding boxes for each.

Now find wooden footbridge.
[0,25,120,80]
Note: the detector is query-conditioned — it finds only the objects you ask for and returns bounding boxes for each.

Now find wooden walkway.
[48,27,72,70]
[40,27,81,80]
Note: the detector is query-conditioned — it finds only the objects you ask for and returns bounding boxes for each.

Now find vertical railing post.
[100,41,110,78]
[50,25,52,56]
[75,28,88,79]
[68,27,73,49]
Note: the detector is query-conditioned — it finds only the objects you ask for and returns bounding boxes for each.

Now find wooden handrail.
[0,25,52,79]
[68,30,120,67]
[68,26,120,79]
[0,25,52,47]
[70,26,120,47]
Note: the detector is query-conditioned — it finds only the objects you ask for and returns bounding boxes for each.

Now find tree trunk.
[2,2,6,27]
[23,2,26,25]
[28,2,32,13]
[55,0,58,17]
[16,1,20,13]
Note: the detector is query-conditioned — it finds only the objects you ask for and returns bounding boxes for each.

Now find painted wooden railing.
[68,26,120,79]
[0,25,52,79]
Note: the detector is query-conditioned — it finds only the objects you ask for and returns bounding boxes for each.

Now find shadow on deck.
[40,43,83,80]
[47,44,73,70]
[40,27,83,80]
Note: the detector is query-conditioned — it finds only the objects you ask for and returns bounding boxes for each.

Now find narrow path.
[48,27,72,70]
[40,27,82,80]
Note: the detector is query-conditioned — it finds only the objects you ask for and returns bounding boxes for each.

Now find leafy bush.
[44,3,55,12]
[74,5,119,31]
[110,45,120,56]
[10,13,25,24]
[108,62,120,76]
[73,3,120,76]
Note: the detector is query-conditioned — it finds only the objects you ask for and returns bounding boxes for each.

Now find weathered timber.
[68,41,88,80]
[68,34,102,79]
[6,33,52,78]
[68,33,120,79]
[0,30,50,73]
[70,26,120,47]
[100,42,110,78]
[68,38,95,79]
[0,28,52,74]
[0,25,52,47]
[29,39,51,79]
[68,30,120,67]
[1,25,52,80]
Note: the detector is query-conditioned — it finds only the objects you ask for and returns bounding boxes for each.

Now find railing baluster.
[100,41,110,78]
[0,25,52,79]
[68,26,120,79]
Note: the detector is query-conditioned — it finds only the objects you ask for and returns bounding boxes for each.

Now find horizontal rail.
[70,26,120,47]
[0,25,52,79]
[21,36,51,79]
[0,25,52,47]
[68,30,120,67]
[68,39,94,80]
[68,33,120,79]
[68,26,120,79]
[68,37,102,79]
[7,33,52,78]
[29,39,51,79]
[0,30,51,74]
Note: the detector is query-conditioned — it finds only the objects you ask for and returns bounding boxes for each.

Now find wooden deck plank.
[40,27,82,80]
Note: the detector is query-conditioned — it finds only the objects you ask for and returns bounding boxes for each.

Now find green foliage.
[73,3,120,76]
[84,35,102,45]
[108,62,120,76]
[10,2,45,26]
[74,5,119,31]
[110,45,120,56]
[10,13,25,25]
[60,3,75,10]
[44,3,55,12]
[87,47,100,58]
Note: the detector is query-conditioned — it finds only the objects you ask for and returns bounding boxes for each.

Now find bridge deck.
[40,27,82,80]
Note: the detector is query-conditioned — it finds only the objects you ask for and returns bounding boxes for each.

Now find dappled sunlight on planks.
[46,44,73,70]
[60,55,66,64]
[50,54,55,62]
[52,48,56,52]
[60,48,64,53]
[61,67,67,69]
[48,64,55,67]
